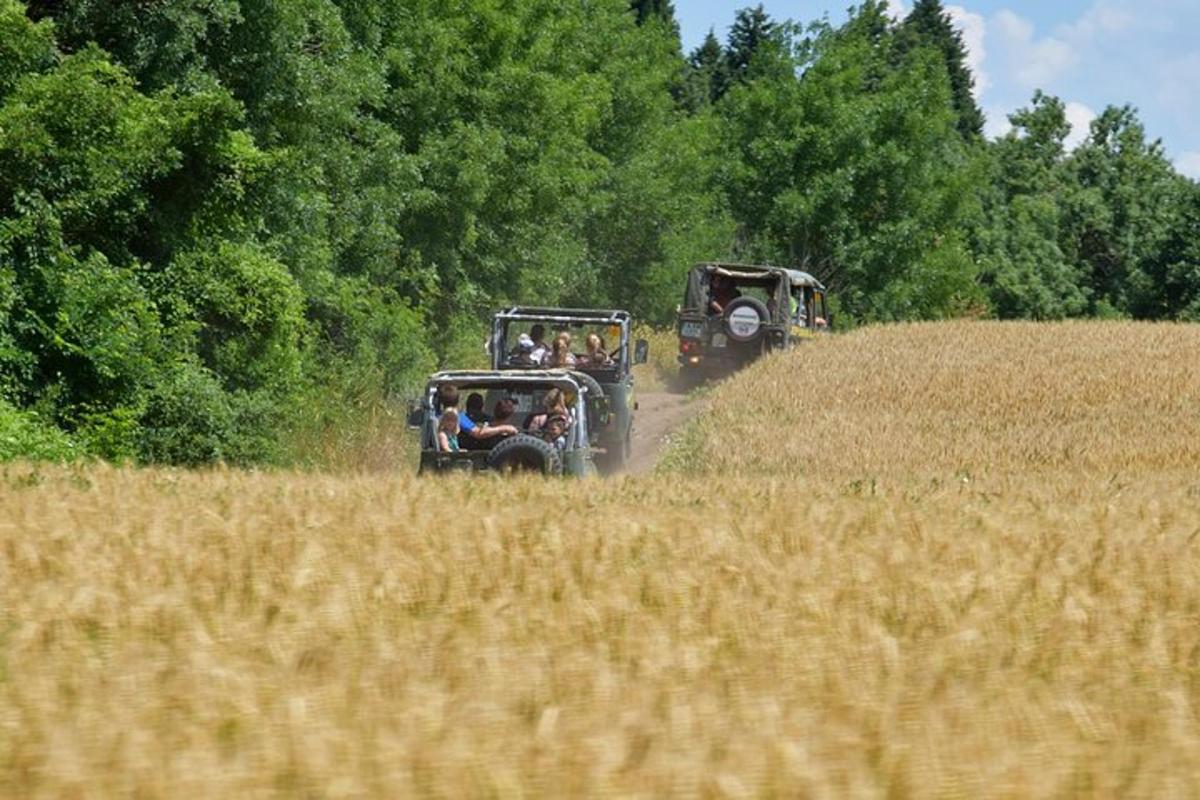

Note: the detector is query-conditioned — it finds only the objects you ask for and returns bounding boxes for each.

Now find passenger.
[465,392,490,425]
[581,333,611,367]
[529,324,549,364]
[510,333,543,367]
[709,273,741,315]
[437,385,518,443]
[539,412,569,449]
[491,398,518,427]
[543,332,577,368]
[526,387,567,432]
[437,410,460,452]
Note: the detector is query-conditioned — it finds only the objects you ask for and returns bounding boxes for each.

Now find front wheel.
[596,427,630,474]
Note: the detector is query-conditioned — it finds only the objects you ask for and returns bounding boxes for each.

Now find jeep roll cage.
[410,369,596,451]
[489,307,636,375]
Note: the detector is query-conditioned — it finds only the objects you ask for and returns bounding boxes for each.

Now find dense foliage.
[0,0,1196,464]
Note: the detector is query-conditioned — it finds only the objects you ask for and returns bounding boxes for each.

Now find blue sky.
[674,1,1200,178]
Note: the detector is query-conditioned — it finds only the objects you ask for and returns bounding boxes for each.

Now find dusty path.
[625,391,694,474]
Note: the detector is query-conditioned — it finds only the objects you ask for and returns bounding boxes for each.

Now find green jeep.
[488,307,648,472]
[676,263,829,381]
[409,370,602,477]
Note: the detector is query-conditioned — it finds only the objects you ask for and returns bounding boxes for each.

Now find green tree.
[680,29,726,110]
[723,5,777,90]
[719,5,982,321]
[899,0,984,139]
[977,93,1088,318]
[1063,105,1183,316]
[630,0,678,32]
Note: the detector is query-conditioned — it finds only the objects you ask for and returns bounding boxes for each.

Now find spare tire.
[567,370,604,402]
[487,434,564,476]
[724,296,770,342]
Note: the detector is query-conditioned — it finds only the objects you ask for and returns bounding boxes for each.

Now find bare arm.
[468,423,518,439]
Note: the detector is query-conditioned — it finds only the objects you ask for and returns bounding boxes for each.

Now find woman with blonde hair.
[526,388,568,432]
[543,331,577,368]
[582,332,610,366]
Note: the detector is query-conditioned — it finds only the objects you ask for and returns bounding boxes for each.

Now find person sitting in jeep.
[529,324,549,364]
[543,332,577,368]
[709,273,741,315]
[539,412,570,449]
[492,397,518,428]
[579,333,611,367]
[508,333,539,367]
[465,392,490,425]
[526,388,568,432]
[438,385,518,443]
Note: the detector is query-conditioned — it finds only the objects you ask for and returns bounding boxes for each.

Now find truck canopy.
[682,263,825,311]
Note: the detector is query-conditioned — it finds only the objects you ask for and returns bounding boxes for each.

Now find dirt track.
[625,391,694,474]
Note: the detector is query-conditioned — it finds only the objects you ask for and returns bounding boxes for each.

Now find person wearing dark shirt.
[465,392,491,426]
[437,385,516,443]
[709,274,741,315]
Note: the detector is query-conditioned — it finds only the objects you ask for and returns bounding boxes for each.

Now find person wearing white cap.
[508,333,538,367]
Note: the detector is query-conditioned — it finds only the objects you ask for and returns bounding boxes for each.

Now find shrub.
[137,362,234,466]
[0,399,77,462]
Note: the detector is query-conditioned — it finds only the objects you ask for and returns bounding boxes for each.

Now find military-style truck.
[676,263,829,382]
[409,370,604,477]
[488,307,647,472]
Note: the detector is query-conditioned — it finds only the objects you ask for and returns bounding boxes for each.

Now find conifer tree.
[685,28,726,106]
[630,0,678,29]
[901,0,984,139]
[724,5,775,87]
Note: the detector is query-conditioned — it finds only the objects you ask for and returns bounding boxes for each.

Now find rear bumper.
[418,451,490,474]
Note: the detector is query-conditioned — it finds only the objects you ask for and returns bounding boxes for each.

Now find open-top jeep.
[676,263,829,381]
[488,307,648,472]
[410,370,603,477]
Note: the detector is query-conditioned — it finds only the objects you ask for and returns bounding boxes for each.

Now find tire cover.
[487,434,564,476]
[724,296,769,342]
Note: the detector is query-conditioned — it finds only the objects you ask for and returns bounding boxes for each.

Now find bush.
[0,399,78,462]
[137,363,234,466]
[161,242,307,395]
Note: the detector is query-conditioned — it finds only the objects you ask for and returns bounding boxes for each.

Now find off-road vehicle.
[676,263,829,381]
[488,307,648,472]
[409,370,604,477]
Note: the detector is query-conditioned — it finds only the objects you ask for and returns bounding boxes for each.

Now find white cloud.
[946,5,989,97]
[1064,101,1097,150]
[992,9,1079,89]
[1177,152,1200,181]
[1065,3,1137,39]
[983,107,1013,140]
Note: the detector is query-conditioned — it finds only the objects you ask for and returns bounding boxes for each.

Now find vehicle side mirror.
[634,339,649,365]
[407,401,425,430]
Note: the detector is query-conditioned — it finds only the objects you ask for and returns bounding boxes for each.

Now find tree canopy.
[1,0,1197,464]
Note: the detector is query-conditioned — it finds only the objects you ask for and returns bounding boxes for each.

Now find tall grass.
[5,321,1200,797]
[670,320,1200,484]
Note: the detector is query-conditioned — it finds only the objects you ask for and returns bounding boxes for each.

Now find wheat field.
[5,322,1200,797]
[666,320,1200,483]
